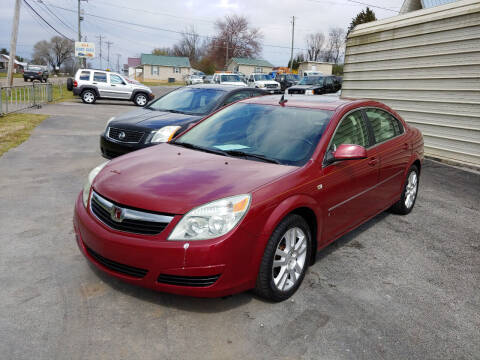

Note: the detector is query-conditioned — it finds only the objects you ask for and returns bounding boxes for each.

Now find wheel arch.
[130,89,150,101]
[80,86,100,97]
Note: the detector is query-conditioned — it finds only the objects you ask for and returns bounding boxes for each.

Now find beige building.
[342,0,480,168]
[297,61,333,76]
[227,58,274,75]
[138,54,191,82]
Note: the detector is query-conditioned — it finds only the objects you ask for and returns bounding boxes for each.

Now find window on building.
[234,65,239,72]
[173,67,180,73]
[254,67,262,73]
[151,66,159,76]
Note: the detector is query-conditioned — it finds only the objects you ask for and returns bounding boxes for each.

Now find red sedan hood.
[93,143,297,214]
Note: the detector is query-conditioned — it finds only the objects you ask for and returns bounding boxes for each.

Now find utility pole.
[116,53,121,73]
[289,16,295,72]
[77,0,87,68]
[96,35,103,69]
[7,0,21,88]
[106,41,113,69]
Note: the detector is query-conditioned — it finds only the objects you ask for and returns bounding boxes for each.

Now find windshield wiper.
[224,150,281,164]
[170,141,228,156]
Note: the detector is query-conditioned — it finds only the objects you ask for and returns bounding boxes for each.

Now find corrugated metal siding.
[343,0,480,168]
[421,0,458,9]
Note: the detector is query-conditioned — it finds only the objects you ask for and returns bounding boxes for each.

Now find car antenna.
[279,94,288,106]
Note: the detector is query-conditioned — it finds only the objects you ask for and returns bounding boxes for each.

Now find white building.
[342,0,480,168]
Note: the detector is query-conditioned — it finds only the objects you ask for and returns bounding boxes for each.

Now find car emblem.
[110,205,125,222]
[118,131,126,140]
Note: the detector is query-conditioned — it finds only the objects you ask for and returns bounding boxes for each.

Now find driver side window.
[329,111,369,151]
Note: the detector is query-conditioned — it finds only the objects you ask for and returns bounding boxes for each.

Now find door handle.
[402,143,409,150]
[368,157,378,166]
[111,84,116,86]
[92,82,97,84]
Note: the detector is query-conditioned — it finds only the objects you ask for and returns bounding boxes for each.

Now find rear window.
[79,71,90,81]
[93,72,107,83]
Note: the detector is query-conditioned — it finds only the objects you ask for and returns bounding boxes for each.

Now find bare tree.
[207,15,263,69]
[305,32,325,62]
[172,26,205,66]
[32,36,73,72]
[324,27,345,64]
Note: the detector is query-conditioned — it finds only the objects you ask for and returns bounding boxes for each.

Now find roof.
[400,0,458,13]
[230,58,274,67]
[243,94,359,111]
[0,54,26,66]
[127,57,140,67]
[141,54,190,67]
[299,61,333,65]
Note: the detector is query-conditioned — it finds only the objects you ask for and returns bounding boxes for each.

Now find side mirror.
[325,144,367,165]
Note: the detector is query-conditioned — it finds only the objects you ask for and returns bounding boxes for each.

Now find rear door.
[363,108,410,209]
[321,110,379,240]
[108,74,131,99]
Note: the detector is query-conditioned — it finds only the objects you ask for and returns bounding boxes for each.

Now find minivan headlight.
[168,194,251,240]
[150,126,182,143]
[82,162,109,207]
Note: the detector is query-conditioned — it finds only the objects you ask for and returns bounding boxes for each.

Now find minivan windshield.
[174,103,333,166]
[299,76,323,85]
[221,74,241,82]
[147,87,225,115]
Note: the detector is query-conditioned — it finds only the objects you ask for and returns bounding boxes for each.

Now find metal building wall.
[342,0,480,168]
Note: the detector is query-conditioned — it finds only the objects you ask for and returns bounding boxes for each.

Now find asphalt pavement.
[0,90,479,360]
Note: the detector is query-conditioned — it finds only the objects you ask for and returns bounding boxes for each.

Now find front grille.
[288,89,305,94]
[108,127,145,143]
[265,84,278,89]
[157,274,221,287]
[90,191,173,235]
[85,244,148,278]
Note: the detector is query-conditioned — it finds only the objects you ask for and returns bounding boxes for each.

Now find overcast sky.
[0,0,404,69]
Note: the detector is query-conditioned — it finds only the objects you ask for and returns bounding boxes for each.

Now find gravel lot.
[1,89,479,359]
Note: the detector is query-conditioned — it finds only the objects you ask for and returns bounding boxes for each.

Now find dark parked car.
[75,95,423,301]
[275,73,299,92]
[23,65,49,82]
[286,75,340,95]
[100,84,267,159]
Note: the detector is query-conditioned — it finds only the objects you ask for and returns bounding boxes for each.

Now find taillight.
[73,80,78,87]
[38,72,42,75]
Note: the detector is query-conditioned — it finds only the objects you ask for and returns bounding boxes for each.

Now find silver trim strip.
[328,170,404,212]
[90,191,174,224]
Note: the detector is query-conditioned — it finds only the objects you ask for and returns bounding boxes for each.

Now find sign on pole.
[75,42,95,58]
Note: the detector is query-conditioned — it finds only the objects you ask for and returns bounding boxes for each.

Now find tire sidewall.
[259,214,312,301]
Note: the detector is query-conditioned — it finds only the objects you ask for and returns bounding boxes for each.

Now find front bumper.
[100,134,153,159]
[73,193,258,297]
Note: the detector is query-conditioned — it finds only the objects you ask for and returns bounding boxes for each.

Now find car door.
[108,74,131,99]
[320,110,379,240]
[364,108,410,209]
[92,72,109,98]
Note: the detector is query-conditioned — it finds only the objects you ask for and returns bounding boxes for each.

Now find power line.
[37,0,77,34]
[22,0,73,40]
[307,0,399,12]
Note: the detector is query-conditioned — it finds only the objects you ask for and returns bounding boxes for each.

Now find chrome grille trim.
[90,191,174,234]
[107,127,145,144]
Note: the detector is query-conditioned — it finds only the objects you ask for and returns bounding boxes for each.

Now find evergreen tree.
[348,7,377,35]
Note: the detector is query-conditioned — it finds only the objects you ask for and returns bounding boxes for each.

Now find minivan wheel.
[254,214,311,302]
[81,90,96,104]
[134,93,148,106]
[390,165,419,215]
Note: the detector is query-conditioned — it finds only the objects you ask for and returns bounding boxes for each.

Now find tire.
[66,78,73,91]
[254,214,311,302]
[390,165,419,215]
[133,92,148,106]
[23,78,27,82]
[81,90,96,104]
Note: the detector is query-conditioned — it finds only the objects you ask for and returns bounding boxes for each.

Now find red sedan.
[73,95,423,301]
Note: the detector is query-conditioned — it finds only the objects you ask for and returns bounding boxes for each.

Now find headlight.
[168,194,251,241]
[305,90,314,95]
[258,83,265,88]
[82,162,109,207]
[149,126,182,143]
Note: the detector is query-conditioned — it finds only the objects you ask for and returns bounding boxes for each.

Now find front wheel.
[254,214,311,302]
[390,165,419,215]
[81,90,96,104]
[134,93,148,106]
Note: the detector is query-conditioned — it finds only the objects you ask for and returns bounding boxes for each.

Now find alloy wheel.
[405,171,418,209]
[272,227,307,291]
[83,92,94,103]
[136,95,147,106]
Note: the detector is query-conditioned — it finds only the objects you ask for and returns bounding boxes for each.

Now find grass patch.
[51,83,75,102]
[141,81,184,87]
[0,73,22,78]
[0,113,48,156]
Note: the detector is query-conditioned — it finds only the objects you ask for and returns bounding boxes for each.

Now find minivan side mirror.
[325,144,367,165]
